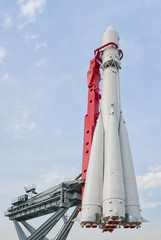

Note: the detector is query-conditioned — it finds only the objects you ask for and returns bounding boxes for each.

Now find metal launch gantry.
[5,177,82,240]
[5,44,113,239]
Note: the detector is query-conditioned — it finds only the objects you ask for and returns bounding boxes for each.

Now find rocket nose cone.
[103,25,119,46]
[106,25,116,32]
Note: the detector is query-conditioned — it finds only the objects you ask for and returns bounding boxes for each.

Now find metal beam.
[13,220,27,240]
[54,205,80,240]
[26,207,68,240]
[21,221,49,240]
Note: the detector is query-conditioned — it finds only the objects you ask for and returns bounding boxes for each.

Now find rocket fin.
[123,213,139,223]
[103,105,125,222]
[119,114,141,225]
[141,217,149,222]
[80,114,104,226]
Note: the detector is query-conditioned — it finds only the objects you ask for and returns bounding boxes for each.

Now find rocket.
[80,26,146,232]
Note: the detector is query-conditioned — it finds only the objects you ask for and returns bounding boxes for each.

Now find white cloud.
[29,122,36,130]
[142,201,161,209]
[0,46,6,63]
[2,73,9,80]
[39,167,80,186]
[8,119,36,138]
[18,0,46,28]
[2,14,13,29]
[0,73,10,82]
[35,42,47,51]
[33,57,49,67]
[22,111,28,118]
[20,0,46,18]
[17,18,34,29]
[149,165,161,172]
[17,0,26,3]
[25,34,37,42]
[137,168,161,190]
[40,170,66,184]
[148,192,153,197]
[7,107,36,138]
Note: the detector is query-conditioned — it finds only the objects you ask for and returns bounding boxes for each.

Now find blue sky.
[0,0,161,239]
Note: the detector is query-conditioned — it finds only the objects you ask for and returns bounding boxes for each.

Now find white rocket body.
[80,26,142,230]
[80,115,103,227]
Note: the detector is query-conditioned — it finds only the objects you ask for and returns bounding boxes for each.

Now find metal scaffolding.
[5,177,82,240]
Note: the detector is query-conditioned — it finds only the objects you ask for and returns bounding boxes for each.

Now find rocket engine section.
[80,26,146,233]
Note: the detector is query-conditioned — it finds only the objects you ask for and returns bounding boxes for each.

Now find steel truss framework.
[5,178,82,240]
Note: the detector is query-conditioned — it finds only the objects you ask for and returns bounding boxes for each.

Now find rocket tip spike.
[103,25,119,46]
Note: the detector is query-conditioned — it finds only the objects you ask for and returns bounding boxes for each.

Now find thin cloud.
[7,119,36,138]
[17,18,34,29]
[25,34,37,42]
[7,106,36,138]
[33,57,49,67]
[148,192,153,197]
[29,122,36,130]
[16,0,26,3]
[17,0,46,28]
[0,73,10,82]
[2,14,13,29]
[142,201,161,209]
[137,168,161,190]
[40,167,80,186]
[35,42,47,51]
[0,46,6,63]
[149,165,161,172]
[40,170,66,184]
